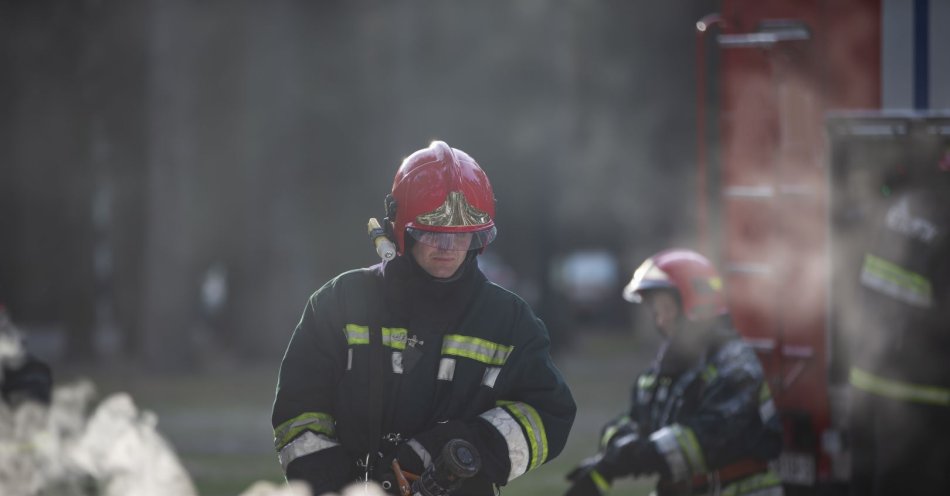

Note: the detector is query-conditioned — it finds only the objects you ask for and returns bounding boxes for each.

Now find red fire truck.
[696,1,949,494]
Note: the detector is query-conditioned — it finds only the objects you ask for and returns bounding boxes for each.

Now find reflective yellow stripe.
[274,412,336,450]
[344,324,369,345]
[861,254,933,308]
[346,324,407,350]
[590,469,611,492]
[701,364,718,383]
[442,334,513,365]
[850,367,950,407]
[638,374,656,389]
[499,400,548,470]
[382,327,407,350]
[759,383,772,402]
[720,469,783,496]
[599,415,631,449]
[673,424,707,474]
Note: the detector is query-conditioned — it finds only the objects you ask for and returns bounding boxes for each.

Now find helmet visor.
[407,226,497,251]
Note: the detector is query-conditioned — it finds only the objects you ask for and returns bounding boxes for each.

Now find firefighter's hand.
[598,434,663,479]
[374,442,426,495]
[563,458,611,496]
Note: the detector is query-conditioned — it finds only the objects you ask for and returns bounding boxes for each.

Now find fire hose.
[390,439,481,496]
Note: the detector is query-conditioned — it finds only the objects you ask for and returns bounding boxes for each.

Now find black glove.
[374,442,427,495]
[563,454,611,496]
[598,434,665,479]
[563,432,665,496]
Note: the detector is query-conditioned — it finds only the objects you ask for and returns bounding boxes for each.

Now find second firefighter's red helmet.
[388,141,497,254]
[622,248,727,321]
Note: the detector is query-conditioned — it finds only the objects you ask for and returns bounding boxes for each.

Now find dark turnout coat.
[272,256,576,495]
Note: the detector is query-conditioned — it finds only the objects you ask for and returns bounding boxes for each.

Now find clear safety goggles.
[407,226,497,251]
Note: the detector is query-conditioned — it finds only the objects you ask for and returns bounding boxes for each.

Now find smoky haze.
[0,1,711,368]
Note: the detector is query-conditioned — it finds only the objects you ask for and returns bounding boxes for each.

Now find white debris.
[0,380,197,496]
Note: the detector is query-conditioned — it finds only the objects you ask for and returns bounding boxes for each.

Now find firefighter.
[848,159,950,495]
[271,141,576,496]
[0,304,52,407]
[563,249,783,496]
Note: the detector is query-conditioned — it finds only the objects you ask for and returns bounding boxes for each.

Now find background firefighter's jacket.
[852,185,950,390]
[613,318,782,494]
[272,256,576,495]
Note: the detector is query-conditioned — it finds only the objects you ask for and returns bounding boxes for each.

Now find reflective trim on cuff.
[278,431,339,471]
[650,426,690,482]
[590,469,611,492]
[480,406,530,481]
[498,401,548,471]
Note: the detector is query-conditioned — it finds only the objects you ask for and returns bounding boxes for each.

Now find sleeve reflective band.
[860,254,933,308]
[442,335,513,366]
[850,367,950,406]
[590,469,611,492]
[650,424,706,482]
[720,471,784,496]
[344,324,369,345]
[479,401,549,481]
[274,412,337,450]
[278,431,340,471]
[599,415,631,448]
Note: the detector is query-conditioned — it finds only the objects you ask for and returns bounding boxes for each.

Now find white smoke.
[0,379,387,496]
[0,380,196,496]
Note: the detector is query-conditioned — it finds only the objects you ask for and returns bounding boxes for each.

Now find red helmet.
[622,248,727,321]
[388,141,497,255]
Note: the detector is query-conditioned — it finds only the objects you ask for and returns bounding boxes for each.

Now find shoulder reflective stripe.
[344,324,369,345]
[479,406,530,481]
[407,438,433,469]
[498,400,548,471]
[861,254,933,308]
[392,351,404,374]
[438,358,456,381]
[482,367,501,388]
[278,431,339,471]
[650,426,690,482]
[850,367,950,406]
[590,469,611,492]
[442,335,513,366]
[382,327,408,350]
[274,412,336,450]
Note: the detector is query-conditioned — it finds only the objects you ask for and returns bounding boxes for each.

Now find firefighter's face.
[410,233,472,279]
[643,290,680,337]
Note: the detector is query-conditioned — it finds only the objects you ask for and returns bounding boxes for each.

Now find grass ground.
[62,327,662,496]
